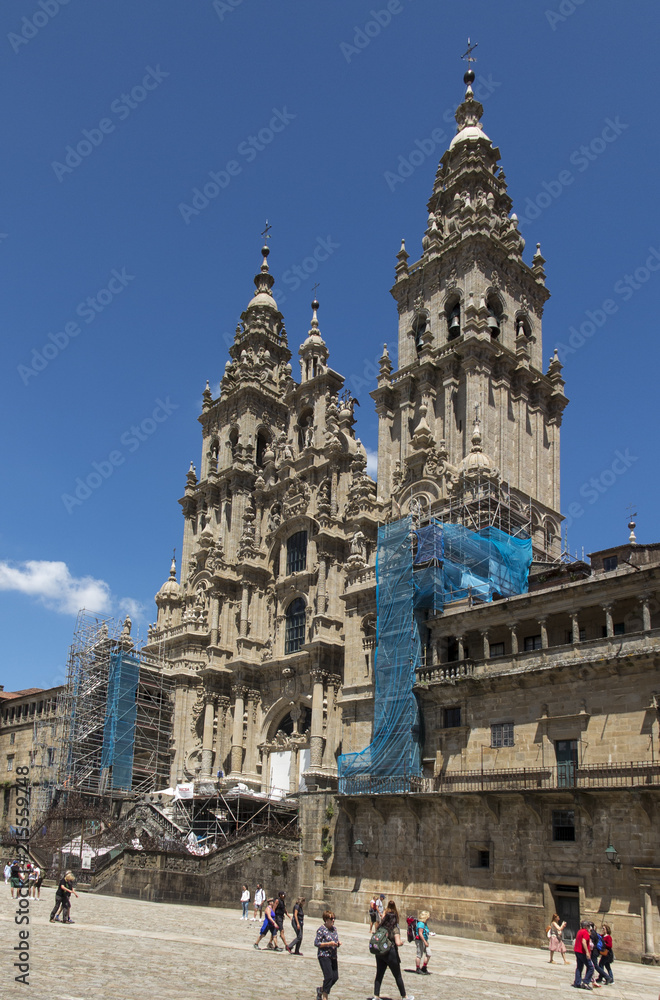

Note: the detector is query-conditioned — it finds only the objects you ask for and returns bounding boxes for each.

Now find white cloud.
[118,597,146,620]
[0,559,137,618]
[365,448,378,479]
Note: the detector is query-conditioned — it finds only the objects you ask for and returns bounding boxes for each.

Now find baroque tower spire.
[372,56,568,559]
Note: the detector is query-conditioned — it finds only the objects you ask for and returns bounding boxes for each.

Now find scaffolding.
[338,509,533,794]
[432,477,532,542]
[58,610,173,797]
[339,516,422,791]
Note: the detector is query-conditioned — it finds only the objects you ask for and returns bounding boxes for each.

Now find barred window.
[491,722,514,748]
[444,706,461,728]
[285,597,306,654]
[552,810,576,842]
[286,531,307,574]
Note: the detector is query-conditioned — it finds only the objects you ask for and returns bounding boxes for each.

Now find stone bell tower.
[145,242,377,792]
[372,65,568,558]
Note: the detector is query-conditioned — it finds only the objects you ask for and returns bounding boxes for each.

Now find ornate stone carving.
[282,476,311,518]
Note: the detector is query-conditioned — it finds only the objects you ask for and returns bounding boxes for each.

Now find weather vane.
[312,282,320,298]
[461,37,478,67]
[261,220,272,242]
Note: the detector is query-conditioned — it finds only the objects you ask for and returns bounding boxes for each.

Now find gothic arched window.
[286,531,307,574]
[298,408,314,451]
[256,429,270,467]
[285,597,306,654]
[412,313,428,353]
[446,298,461,340]
[486,295,503,338]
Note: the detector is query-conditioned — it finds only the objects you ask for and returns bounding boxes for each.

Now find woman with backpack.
[594,923,614,985]
[370,900,414,1000]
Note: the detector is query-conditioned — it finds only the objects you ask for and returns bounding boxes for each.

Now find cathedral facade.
[141,67,660,960]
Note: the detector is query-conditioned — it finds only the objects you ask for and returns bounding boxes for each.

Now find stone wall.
[300,789,660,963]
[95,834,301,908]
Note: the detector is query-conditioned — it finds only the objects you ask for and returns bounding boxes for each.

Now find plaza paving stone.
[1,889,659,1000]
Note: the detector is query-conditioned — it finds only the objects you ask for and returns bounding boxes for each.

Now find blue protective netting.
[338,517,532,793]
[100,651,140,790]
[414,522,532,609]
[339,516,422,791]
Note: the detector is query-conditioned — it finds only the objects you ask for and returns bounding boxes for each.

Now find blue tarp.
[100,651,139,791]
[338,516,422,786]
[338,516,532,793]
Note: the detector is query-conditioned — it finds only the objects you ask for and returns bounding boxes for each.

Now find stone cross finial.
[461,38,478,67]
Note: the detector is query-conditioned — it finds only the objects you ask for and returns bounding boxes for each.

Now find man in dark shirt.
[273,891,289,951]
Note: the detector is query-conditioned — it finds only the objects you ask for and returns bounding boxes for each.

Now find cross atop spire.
[261,219,272,242]
[461,37,478,67]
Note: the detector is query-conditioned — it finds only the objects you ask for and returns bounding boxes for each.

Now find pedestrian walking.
[414,910,431,974]
[375,894,385,922]
[595,924,614,985]
[28,864,41,899]
[4,861,12,884]
[589,922,613,986]
[254,898,279,949]
[50,872,79,924]
[240,884,250,919]
[273,890,289,950]
[368,893,379,936]
[547,913,569,964]
[573,919,595,990]
[253,882,265,921]
[314,909,341,1000]
[33,865,44,900]
[370,900,414,1000]
[9,859,24,899]
[287,896,305,954]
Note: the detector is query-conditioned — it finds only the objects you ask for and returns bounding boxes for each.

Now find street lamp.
[605,844,621,869]
[354,838,369,857]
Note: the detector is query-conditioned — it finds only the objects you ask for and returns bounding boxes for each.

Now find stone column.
[480,629,489,660]
[317,555,327,615]
[290,745,299,794]
[322,675,339,769]
[641,884,655,957]
[209,593,220,646]
[312,855,325,905]
[310,669,326,768]
[602,603,614,638]
[200,694,215,779]
[457,635,465,661]
[330,469,339,518]
[245,690,261,775]
[508,623,519,655]
[538,617,549,649]
[230,684,246,775]
[239,584,249,638]
[570,611,580,644]
[213,696,230,776]
[640,595,652,632]
[259,747,269,793]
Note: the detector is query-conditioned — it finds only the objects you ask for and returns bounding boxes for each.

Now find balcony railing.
[338,761,660,796]
[416,629,660,685]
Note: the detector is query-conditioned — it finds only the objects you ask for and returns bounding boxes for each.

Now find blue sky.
[1,0,658,692]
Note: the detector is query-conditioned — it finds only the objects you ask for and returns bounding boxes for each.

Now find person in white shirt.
[253,883,266,921]
[241,884,250,919]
